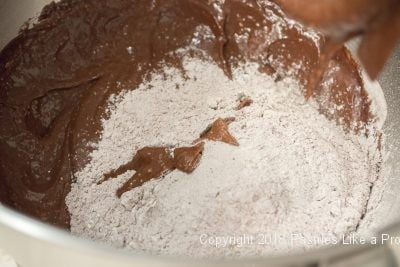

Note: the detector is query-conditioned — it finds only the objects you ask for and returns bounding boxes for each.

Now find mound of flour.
[66,55,382,258]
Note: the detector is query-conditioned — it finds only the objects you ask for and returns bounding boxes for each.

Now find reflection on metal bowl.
[0,1,400,266]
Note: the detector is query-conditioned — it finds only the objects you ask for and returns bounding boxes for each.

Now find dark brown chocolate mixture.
[0,0,372,228]
[236,97,253,110]
[197,118,239,146]
[99,143,205,198]
[272,0,400,80]
[99,117,238,198]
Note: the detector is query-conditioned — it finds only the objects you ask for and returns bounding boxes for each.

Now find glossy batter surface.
[0,0,372,228]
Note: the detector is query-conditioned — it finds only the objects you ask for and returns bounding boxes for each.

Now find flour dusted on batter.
[66,52,383,258]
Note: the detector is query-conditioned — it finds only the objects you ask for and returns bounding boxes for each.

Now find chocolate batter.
[100,143,205,198]
[272,0,400,80]
[236,97,253,110]
[98,116,239,198]
[0,0,373,228]
[198,118,239,146]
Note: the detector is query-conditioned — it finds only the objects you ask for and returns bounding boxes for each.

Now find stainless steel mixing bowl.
[1,1,400,266]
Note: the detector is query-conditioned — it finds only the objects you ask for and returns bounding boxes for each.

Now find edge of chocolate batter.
[0,0,376,229]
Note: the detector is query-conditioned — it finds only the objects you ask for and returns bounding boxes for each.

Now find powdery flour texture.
[66,54,383,258]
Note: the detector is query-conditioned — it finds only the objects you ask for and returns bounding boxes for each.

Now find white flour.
[66,53,383,258]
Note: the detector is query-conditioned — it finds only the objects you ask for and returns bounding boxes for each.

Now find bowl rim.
[0,0,397,264]
[0,203,386,266]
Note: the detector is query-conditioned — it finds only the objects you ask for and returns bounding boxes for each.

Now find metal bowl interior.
[0,1,400,266]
